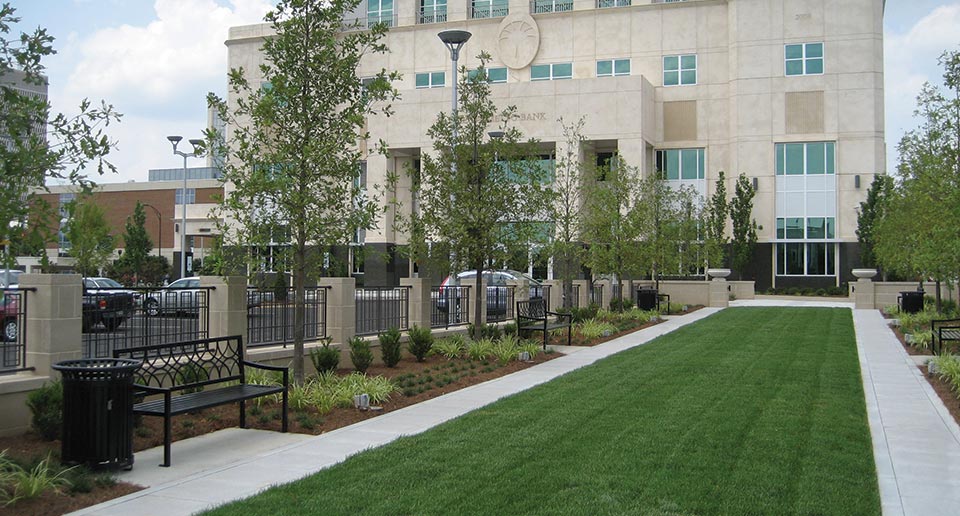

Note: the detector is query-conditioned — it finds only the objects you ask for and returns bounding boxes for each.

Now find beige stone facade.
[225,0,885,289]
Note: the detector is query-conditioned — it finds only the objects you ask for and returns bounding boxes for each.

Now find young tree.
[398,57,554,326]
[116,202,152,281]
[548,117,587,309]
[703,171,728,272]
[855,174,893,269]
[633,175,682,289]
[729,173,758,280]
[208,0,399,383]
[580,160,642,304]
[669,185,704,278]
[63,196,114,276]
[0,3,121,264]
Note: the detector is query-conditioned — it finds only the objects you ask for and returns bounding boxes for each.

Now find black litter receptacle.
[52,358,141,470]
[636,288,659,311]
[900,291,924,314]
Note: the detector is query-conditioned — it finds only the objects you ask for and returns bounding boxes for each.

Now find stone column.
[708,278,730,308]
[573,279,590,308]
[596,279,613,310]
[506,279,529,318]
[401,278,432,329]
[201,276,248,340]
[542,279,562,311]
[851,269,879,309]
[319,277,356,345]
[477,279,488,326]
[22,273,82,377]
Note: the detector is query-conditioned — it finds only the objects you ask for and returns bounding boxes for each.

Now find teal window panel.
[666,150,680,180]
[785,144,804,175]
[826,217,835,238]
[553,63,572,78]
[680,149,699,179]
[776,218,785,239]
[664,71,679,86]
[785,60,803,76]
[663,55,679,71]
[698,148,705,178]
[680,55,697,69]
[776,144,785,174]
[806,143,825,174]
[806,58,823,74]
[531,64,550,81]
[806,217,825,238]
[785,217,803,239]
[614,59,630,75]
[597,60,613,76]
[488,67,507,83]
[681,70,696,85]
[826,142,835,174]
[785,44,803,59]
[806,43,823,58]
[415,73,429,88]
[431,71,445,87]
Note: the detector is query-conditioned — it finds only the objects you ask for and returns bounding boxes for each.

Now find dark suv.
[82,277,136,331]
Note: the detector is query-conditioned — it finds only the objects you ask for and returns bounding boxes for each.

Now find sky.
[7,0,960,184]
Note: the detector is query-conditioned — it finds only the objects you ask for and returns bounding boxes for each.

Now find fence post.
[542,279,561,311]
[478,279,488,325]
[319,277,356,344]
[201,276,247,340]
[22,273,83,378]
[401,278,431,329]
[597,279,613,309]
[573,279,589,308]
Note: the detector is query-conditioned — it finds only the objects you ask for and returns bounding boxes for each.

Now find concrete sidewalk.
[72,308,720,515]
[71,303,960,516]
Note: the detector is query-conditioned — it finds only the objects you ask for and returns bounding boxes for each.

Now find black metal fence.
[0,288,32,374]
[591,284,605,307]
[356,287,410,336]
[81,287,211,359]
[486,286,516,323]
[247,287,328,348]
[431,286,470,329]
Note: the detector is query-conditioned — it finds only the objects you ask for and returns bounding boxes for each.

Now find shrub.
[349,336,374,373]
[467,338,494,361]
[309,339,340,374]
[931,354,960,395]
[0,452,75,505]
[407,324,434,362]
[608,297,634,312]
[378,327,403,368]
[502,323,517,336]
[518,342,541,360]
[176,362,209,394]
[26,381,62,441]
[491,335,521,365]
[273,273,288,302]
[469,323,501,340]
[578,318,618,340]
[908,331,932,350]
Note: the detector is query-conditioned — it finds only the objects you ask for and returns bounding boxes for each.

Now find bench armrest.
[132,383,170,395]
[243,360,290,386]
[546,311,572,323]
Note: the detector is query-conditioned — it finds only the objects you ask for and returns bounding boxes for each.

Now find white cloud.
[48,0,272,184]
[884,3,960,170]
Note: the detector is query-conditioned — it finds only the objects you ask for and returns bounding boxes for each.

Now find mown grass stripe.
[204,307,879,516]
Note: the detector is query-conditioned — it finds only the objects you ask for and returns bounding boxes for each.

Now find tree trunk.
[936,279,942,314]
[474,265,483,336]
[292,242,306,384]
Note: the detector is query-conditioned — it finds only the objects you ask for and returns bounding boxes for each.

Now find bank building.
[225,0,886,291]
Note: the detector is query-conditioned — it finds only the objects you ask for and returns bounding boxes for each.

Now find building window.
[531,63,572,81]
[175,188,196,205]
[532,0,573,14]
[472,0,508,18]
[775,141,837,276]
[656,149,705,180]
[419,0,447,23]
[597,59,630,77]
[663,54,697,86]
[367,0,394,27]
[415,71,445,89]
[775,142,835,175]
[785,42,823,76]
[596,0,630,8]
[58,193,74,254]
[468,67,508,83]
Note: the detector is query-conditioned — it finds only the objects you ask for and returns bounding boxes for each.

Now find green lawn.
[205,307,880,516]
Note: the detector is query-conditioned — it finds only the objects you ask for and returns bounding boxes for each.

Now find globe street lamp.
[166,136,204,279]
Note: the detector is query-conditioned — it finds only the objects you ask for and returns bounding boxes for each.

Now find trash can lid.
[52,358,142,372]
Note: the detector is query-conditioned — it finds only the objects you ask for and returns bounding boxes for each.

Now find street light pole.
[166,136,204,280]
[142,204,162,258]
[438,30,471,144]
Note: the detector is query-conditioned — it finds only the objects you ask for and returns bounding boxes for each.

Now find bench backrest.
[113,335,246,391]
[517,298,547,319]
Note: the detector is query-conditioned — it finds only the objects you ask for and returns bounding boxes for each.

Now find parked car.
[146,277,263,316]
[437,269,544,316]
[82,277,136,331]
[1,291,19,341]
[0,270,22,289]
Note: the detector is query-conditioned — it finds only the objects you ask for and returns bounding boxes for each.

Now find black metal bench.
[113,335,288,467]
[516,298,572,349]
[932,318,960,355]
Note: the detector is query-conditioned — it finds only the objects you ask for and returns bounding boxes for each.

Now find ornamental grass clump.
[431,336,465,359]
[578,318,618,340]
[0,452,75,505]
[931,354,960,395]
[491,336,520,365]
[378,327,403,367]
[467,338,494,361]
[407,325,434,362]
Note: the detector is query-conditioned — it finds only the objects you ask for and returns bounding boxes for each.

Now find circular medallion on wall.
[497,14,540,70]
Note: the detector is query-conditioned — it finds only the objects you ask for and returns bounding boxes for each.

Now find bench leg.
[281,388,289,433]
[162,415,171,467]
[239,400,246,429]
[567,324,572,347]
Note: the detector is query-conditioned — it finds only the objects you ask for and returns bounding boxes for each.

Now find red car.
[1,291,19,342]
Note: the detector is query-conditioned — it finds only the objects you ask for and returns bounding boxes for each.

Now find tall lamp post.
[438,30,471,142]
[142,203,162,258]
[166,136,204,279]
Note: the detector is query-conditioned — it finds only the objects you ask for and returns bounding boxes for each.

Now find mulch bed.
[0,311,689,516]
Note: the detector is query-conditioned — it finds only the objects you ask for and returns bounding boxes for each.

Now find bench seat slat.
[134,384,285,416]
